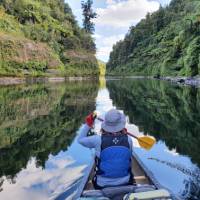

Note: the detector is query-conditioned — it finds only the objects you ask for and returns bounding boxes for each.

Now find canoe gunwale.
[132,151,182,200]
[132,151,161,189]
[74,158,95,199]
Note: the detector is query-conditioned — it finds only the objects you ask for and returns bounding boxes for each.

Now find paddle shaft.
[95,116,155,150]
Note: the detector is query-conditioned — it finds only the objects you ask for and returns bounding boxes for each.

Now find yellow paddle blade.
[137,136,156,150]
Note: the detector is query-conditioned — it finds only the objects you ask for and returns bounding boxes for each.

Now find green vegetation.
[98,60,106,76]
[0,0,98,77]
[107,0,200,77]
[0,81,98,177]
[81,0,97,34]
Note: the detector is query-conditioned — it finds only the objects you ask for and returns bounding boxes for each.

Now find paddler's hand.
[85,112,96,128]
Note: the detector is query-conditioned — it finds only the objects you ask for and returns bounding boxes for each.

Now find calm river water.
[0,78,199,200]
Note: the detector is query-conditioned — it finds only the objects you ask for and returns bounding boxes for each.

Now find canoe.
[75,152,180,200]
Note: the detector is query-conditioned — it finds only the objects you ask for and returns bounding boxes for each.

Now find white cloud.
[106,0,115,5]
[165,148,179,156]
[97,46,112,58]
[95,0,160,27]
[0,157,86,200]
[101,34,124,46]
[93,34,102,39]
[95,34,124,61]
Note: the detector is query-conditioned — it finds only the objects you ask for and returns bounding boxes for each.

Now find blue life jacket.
[96,133,132,178]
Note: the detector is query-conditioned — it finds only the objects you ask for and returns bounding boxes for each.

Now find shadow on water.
[107,78,200,200]
[0,81,98,193]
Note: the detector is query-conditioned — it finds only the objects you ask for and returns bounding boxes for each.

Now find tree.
[81,0,97,34]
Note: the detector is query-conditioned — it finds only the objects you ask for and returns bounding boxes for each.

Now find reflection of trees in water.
[107,79,200,199]
[0,84,65,148]
[107,79,200,165]
[0,178,3,192]
[0,81,98,182]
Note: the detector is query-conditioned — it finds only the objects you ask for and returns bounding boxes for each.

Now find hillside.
[107,0,200,77]
[0,0,98,77]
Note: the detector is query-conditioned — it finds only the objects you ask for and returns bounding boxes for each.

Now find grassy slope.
[0,1,98,77]
[107,0,200,77]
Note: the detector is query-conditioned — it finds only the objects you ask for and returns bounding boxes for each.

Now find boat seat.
[124,189,171,200]
[78,198,109,200]
[102,185,156,199]
[82,189,107,198]
[82,185,156,199]
[134,176,146,180]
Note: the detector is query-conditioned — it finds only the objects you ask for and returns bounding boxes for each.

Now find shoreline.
[106,75,200,87]
[0,75,200,87]
[155,76,200,87]
[0,76,98,86]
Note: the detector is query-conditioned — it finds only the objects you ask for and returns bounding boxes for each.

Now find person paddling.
[78,109,134,189]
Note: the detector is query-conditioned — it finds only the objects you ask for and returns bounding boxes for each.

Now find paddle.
[95,116,156,150]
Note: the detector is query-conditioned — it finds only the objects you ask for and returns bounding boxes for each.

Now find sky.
[66,0,171,62]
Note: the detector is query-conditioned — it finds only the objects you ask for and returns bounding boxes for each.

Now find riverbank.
[1,75,200,87]
[0,77,98,86]
[156,76,200,87]
[0,3,99,79]
[106,75,200,87]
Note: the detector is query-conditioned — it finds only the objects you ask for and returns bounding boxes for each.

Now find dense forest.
[0,0,98,76]
[107,0,200,77]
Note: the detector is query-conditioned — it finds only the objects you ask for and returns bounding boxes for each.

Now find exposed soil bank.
[0,77,97,86]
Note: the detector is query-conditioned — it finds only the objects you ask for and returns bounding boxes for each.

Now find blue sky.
[66,0,171,62]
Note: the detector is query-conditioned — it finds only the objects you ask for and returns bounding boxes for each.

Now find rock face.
[0,77,25,85]
[0,34,62,75]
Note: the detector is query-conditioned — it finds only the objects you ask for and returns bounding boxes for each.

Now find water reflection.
[107,79,200,166]
[0,81,98,199]
[0,78,200,200]
[107,78,200,199]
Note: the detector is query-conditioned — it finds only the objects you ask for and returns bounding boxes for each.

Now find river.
[0,78,199,200]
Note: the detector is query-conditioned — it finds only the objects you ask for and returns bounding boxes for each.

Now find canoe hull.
[75,152,181,200]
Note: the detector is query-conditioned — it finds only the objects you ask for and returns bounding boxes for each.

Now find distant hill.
[107,0,200,77]
[0,0,98,77]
